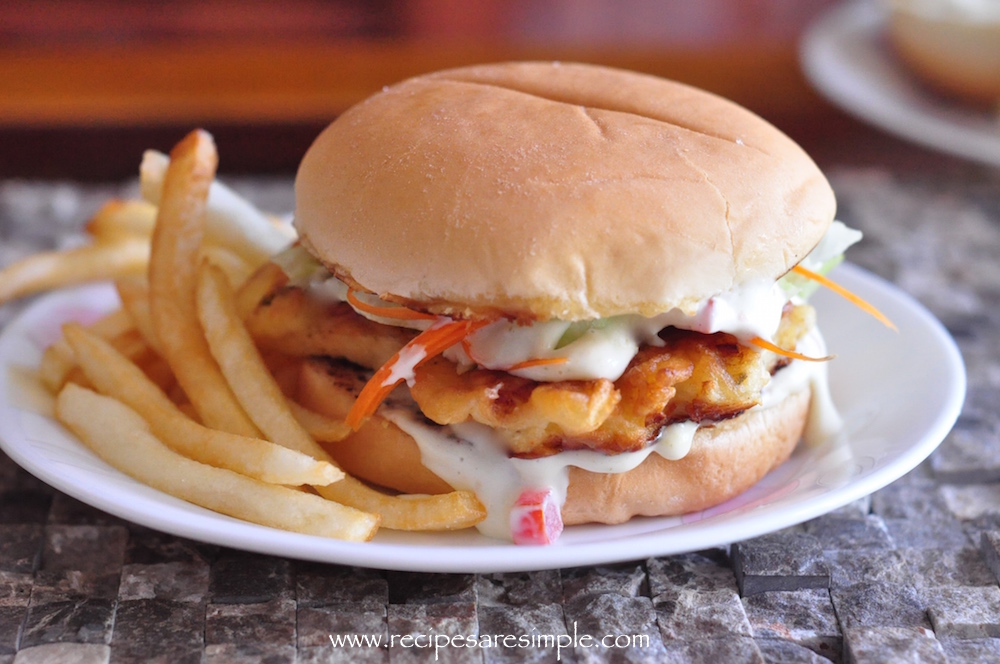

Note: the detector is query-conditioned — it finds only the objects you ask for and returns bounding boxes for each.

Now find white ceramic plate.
[0,264,965,572]
[801,0,1000,167]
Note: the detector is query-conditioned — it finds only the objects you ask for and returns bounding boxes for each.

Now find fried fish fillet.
[254,285,814,458]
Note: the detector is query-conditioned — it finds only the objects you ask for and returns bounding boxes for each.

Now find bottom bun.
[562,388,809,525]
[298,358,809,526]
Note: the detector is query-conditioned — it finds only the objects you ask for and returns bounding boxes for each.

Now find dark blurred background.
[1,0,882,180]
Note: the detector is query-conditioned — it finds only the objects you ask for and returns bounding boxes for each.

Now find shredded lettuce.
[779,220,862,302]
[270,244,327,286]
[555,318,613,349]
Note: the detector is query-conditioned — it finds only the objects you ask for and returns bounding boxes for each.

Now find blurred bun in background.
[884,0,1000,105]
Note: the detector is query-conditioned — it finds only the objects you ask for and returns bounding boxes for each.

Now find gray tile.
[647,552,736,602]
[660,636,763,664]
[843,627,945,664]
[20,598,116,648]
[871,477,952,521]
[11,643,110,664]
[940,484,1000,521]
[297,603,386,649]
[386,572,476,605]
[209,553,292,604]
[46,495,127,528]
[124,530,216,566]
[802,514,893,551]
[656,587,752,641]
[33,526,127,602]
[732,533,829,596]
[0,606,26,656]
[478,604,566,663]
[561,563,645,604]
[882,516,971,550]
[387,602,479,664]
[0,526,43,575]
[742,589,840,657]
[932,432,1000,484]
[980,531,1000,584]
[824,549,910,589]
[40,526,127,576]
[0,492,51,526]
[295,563,387,609]
[118,562,209,603]
[110,599,203,663]
[203,643,295,664]
[902,547,996,593]
[754,639,833,663]
[205,598,296,647]
[927,586,1000,638]
[940,637,1000,664]
[298,643,388,664]
[0,572,32,608]
[563,594,665,663]
[830,582,930,630]
[477,571,562,608]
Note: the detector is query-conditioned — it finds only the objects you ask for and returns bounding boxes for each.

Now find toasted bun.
[561,388,808,525]
[886,2,1000,104]
[295,61,835,321]
[298,358,809,526]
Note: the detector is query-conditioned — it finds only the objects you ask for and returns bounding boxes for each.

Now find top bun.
[295,62,835,321]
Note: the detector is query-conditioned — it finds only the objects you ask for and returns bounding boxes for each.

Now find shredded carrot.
[506,357,570,371]
[345,318,491,429]
[346,288,437,321]
[750,336,834,362]
[792,265,897,331]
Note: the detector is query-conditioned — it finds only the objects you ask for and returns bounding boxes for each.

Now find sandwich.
[250,61,864,544]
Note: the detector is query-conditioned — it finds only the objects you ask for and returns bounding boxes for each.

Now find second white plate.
[801,0,1000,167]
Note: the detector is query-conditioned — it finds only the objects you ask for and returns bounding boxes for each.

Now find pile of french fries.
[0,129,486,542]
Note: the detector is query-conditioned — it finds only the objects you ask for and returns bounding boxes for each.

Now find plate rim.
[0,263,966,572]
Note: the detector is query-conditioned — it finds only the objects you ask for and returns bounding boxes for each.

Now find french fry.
[315,478,487,532]
[196,261,318,455]
[235,261,288,320]
[141,150,293,267]
[0,239,148,306]
[7,364,55,418]
[197,261,486,530]
[56,384,378,541]
[202,245,254,289]
[63,324,343,487]
[39,337,80,393]
[295,359,486,529]
[15,129,489,540]
[287,399,351,442]
[84,199,158,242]
[115,276,160,355]
[38,308,136,392]
[147,129,259,437]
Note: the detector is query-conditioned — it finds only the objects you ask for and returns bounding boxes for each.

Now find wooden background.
[1,0,916,180]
